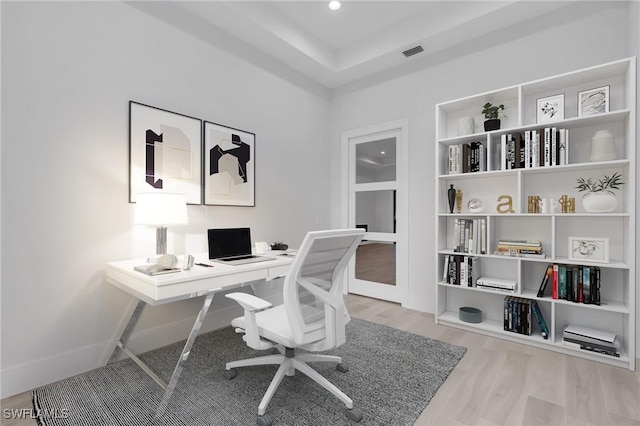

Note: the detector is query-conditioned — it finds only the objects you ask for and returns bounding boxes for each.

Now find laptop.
[207,228,274,265]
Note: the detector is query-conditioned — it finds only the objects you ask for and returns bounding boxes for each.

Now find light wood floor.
[2,294,639,425]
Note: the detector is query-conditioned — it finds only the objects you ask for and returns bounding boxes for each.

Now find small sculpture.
[447,184,456,214]
[496,195,514,213]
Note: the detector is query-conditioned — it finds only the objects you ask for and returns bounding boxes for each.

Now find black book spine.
[566,268,573,302]
[595,266,601,305]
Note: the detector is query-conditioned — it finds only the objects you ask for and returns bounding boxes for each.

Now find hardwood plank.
[565,356,610,425]
[481,351,531,425]
[440,347,505,425]
[521,396,566,426]
[597,362,640,421]
[1,391,37,426]
[526,347,567,406]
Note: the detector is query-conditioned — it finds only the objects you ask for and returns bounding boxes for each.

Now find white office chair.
[224,229,365,426]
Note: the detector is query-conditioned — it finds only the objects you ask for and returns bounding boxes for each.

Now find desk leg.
[155,292,215,419]
[108,299,146,364]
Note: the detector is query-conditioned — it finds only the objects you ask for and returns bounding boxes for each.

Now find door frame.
[340,118,408,305]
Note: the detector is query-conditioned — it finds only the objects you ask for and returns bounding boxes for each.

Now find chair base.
[226,348,355,418]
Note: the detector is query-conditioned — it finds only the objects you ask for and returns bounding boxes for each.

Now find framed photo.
[203,121,255,206]
[568,237,609,263]
[129,101,202,204]
[536,94,565,123]
[578,85,610,117]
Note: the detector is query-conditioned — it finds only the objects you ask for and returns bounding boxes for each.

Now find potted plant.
[575,172,624,212]
[482,103,506,131]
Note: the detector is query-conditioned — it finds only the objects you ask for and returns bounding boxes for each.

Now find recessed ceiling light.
[380,151,386,155]
[329,1,341,11]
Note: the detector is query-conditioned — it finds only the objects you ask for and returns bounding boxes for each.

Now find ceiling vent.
[402,45,424,58]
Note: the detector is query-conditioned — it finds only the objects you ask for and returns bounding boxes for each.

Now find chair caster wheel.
[256,414,273,426]
[336,363,349,373]
[224,368,237,380]
[345,407,363,422]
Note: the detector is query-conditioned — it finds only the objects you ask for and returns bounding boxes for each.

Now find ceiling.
[134,1,578,91]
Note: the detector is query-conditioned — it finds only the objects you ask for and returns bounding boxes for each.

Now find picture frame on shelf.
[578,85,610,117]
[129,101,202,204]
[568,236,609,263]
[536,94,565,123]
[203,121,255,206]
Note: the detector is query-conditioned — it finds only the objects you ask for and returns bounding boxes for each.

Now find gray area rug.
[33,318,466,425]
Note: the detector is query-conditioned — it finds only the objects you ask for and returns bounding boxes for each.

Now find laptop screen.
[208,228,252,259]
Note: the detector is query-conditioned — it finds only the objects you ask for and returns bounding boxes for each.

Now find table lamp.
[134,192,188,254]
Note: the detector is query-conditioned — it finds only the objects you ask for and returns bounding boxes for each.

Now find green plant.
[482,103,506,120]
[575,172,624,194]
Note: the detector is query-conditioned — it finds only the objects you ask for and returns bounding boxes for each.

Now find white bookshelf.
[434,57,636,370]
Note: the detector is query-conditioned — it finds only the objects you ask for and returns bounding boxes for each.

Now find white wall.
[329,2,634,314]
[0,1,331,397]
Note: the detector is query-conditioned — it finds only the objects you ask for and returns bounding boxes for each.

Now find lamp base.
[156,226,167,254]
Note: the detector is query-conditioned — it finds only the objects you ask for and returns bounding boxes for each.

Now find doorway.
[341,119,408,303]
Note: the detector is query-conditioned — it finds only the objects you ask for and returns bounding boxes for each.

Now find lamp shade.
[134,192,188,226]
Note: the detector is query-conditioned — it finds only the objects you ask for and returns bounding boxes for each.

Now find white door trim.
[340,118,409,305]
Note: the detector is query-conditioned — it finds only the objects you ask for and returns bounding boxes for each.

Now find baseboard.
[0,292,282,399]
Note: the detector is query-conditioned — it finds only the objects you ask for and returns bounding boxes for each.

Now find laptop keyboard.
[221,255,257,261]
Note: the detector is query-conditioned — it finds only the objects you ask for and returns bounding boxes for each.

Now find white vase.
[457,117,475,136]
[589,130,616,161]
[581,191,617,213]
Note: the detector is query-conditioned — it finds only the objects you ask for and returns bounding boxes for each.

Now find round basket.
[459,306,482,323]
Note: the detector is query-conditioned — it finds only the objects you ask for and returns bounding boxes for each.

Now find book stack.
[476,276,517,292]
[453,218,487,254]
[563,324,619,357]
[448,142,486,175]
[494,240,544,259]
[503,297,549,339]
[443,255,480,287]
[536,263,601,304]
[500,128,570,170]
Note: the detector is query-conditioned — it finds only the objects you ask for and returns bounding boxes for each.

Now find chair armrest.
[225,292,274,351]
[226,292,272,312]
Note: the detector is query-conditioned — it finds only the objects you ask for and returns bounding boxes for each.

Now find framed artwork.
[129,101,202,204]
[578,85,610,117]
[568,237,609,263]
[203,121,255,206]
[536,94,565,123]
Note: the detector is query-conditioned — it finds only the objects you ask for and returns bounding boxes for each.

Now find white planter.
[581,191,617,213]
[457,117,475,136]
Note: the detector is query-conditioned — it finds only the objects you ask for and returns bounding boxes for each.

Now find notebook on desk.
[207,228,274,265]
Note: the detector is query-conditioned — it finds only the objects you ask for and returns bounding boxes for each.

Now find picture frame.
[578,85,610,117]
[203,121,255,206]
[536,94,565,123]
[129,101,202,204]
[568,237,609,263]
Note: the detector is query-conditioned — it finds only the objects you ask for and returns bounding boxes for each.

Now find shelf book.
[500,128,569,170]
[448,142,486,174]
[503,297,550,339]
[536,263,601,304]
[496,240,542,256]
[443,255,480,287]
[453,218,486,254]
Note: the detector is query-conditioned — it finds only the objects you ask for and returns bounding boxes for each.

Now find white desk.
[105,253,294,417]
